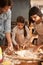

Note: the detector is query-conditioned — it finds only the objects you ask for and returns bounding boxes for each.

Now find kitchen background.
[11,0,43,29]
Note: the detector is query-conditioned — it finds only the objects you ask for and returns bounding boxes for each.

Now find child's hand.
[23,44,27,49]
[14,44,19,50]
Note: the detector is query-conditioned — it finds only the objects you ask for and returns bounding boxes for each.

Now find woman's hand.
[23,44,27,49]
[36,45,43,52]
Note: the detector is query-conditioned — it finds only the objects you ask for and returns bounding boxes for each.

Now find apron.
[15,31,25,47]
[15,28,30,49]
[34,22,43,45]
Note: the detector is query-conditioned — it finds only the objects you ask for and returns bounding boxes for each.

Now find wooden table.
[1,45,43,65]
[15,61,39,65]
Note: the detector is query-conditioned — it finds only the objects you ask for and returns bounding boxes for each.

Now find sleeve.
[12,27,18,45]
[25,26,31,39]
[4,9,11,33]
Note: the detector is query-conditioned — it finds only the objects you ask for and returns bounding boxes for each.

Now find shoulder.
[5,9,11,17]
[3,9,11,19]
[6,9,11,14]
[25,26,29,30]
[12,26,17,32]
[25,26,30,33]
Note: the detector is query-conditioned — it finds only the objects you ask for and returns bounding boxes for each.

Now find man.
[29,6,43,45]
[0,0,13,51]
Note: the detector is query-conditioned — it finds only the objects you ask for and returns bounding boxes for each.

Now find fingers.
[15,44,19,50]
[23,44,27,49]
[8,43,14,52]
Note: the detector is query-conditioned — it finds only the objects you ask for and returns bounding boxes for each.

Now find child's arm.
[12,27,19,50]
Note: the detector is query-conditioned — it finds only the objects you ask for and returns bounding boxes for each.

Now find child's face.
[17,22,24,29]
[31,14,41,24]
[0,6,11,14]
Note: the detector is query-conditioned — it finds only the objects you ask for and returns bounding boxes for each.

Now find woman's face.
[31,14,41,24]
[17,22,24,29]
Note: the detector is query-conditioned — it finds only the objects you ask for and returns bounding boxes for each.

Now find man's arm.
[5,32,12,46]
[4,9,13,51]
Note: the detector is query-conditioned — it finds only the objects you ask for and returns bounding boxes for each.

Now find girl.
[12,16,31,50]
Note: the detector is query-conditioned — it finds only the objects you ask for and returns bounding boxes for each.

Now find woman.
[29,6,43,45]
[12,16,31,50]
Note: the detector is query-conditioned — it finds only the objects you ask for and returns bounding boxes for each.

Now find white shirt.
[12,26,30,46]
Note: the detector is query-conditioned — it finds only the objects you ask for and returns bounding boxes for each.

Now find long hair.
[29,6,42,26]
[17,16,27,37]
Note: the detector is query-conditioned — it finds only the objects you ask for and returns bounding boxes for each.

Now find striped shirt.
[0,9,11,39]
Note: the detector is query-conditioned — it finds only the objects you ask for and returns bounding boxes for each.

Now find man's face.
[31,14,41,24]
[0,6,11,14]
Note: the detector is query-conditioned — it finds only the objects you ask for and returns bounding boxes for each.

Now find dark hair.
[29,6,42,26]
[0,0,12,8]
[17,16,27,37]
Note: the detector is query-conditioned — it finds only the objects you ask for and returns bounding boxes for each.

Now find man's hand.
[8,43,14,52]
